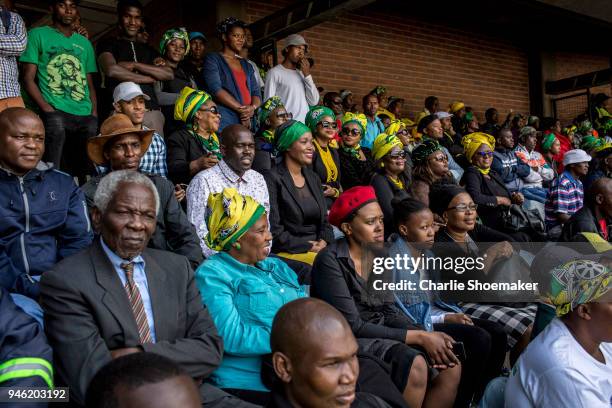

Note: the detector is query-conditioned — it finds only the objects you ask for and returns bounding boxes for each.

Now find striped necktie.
[120,262,152,344]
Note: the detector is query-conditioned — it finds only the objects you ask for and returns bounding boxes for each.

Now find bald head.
[588,177,612,219]
[590,177,612,197]
[271,298,354,358]
[0,108,45,175]
[219,124,255,176]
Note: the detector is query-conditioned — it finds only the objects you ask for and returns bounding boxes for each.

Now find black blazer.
[461,166,511,230]
[370,172,411,238]
[310,144,342,209]
[166,128,209,185]
[264,161,334,254]
[40,240,223,405]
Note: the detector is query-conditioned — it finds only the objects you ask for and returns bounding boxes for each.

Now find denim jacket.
[202,52,261,131]
[195,252,305,391]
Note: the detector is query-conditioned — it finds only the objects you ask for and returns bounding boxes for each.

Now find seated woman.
[167,87,221,185]
[389,197,507,406]
[370,133,411,238]
[540,132,561,187]
[202,17,261,131]
[412,138,456,193]
[195,188,305,406]
[264,120,334,275]
[461,132,530,242]
[252,96,291,173]
[338,112,375,190]
[430,184,536,364]
[305,106,342,208]
[312,186,462,408]
[155,28,197,136]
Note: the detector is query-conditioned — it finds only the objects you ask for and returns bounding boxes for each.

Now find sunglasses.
[341,128,361,137]
[319,121,338,129]
[275,112,293,120]
[475,151,494,158]
[430,154,448,162]
[389,151,407,159]
[447,203,478,212]
[201,106,220,115]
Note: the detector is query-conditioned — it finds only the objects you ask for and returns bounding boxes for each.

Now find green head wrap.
[305,105,335,133]
[541,133,558,153]
[275,120,311,153]
[159,28,190,56]
[580,135,603,151]
[412,139,443,165]
[257,96,284,125]
[174,86,212,128]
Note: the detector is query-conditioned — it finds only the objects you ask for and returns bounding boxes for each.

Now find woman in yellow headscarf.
[370,133,410,238]
[167,86,222,184]
[338,112,375,189]
[195,188,306,400]
[462,132,527,240]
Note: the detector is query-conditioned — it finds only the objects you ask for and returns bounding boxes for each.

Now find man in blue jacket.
[0,287,53,406]
[492,127,531,193]
[0,108,93,310]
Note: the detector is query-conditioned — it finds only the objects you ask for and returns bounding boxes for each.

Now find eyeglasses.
[430,154,448,162]
[201,106,220,115]
[389,151,407,159]
[319,121,338,129]
[447,203,478,212]
[475,151,493,158]
[341,128,361,137]
[275,112,293,120]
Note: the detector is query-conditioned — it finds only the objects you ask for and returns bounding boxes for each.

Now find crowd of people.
[1,0,611,407]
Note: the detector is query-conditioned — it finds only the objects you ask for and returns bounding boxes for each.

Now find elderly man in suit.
[40,170,257,407]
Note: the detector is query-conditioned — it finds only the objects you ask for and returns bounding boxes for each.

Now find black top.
[96,37,160,109]
[182,57,205,89]
[252,128,276,173]
[263,161,334,254]
[295,184,321,225]
[266,385,392,408]
[310,143,342,209]
[311,239,419,343]
[461,166,511,230]
[370,172,411,238]
[166,128,210,185]
[339,147,375,190]
[560,205,611,242]
[159,64,194,135]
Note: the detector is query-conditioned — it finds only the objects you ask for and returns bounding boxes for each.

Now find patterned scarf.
[341,143,362,160]
[191,130,222,159]
[313,139,338,183]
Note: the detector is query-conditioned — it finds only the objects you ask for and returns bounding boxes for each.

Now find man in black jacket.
[560,177,612,242]
[82,114,202,269]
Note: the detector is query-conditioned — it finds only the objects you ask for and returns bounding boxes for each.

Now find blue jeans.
[10,293,44,327]
[521,187,547,203]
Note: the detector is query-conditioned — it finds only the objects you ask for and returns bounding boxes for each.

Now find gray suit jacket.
[40,240,223,406]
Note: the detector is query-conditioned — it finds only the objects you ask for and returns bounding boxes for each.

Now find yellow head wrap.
[462,132,496,175]
[449,101,465,114]
[342,112,367,136]
[174,86,212,127]
[385,119,405,137]
[372,133,403,161]
[376,108,396,121]
[205,188,265,252]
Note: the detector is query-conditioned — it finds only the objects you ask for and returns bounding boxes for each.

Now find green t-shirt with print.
[20,26,97,116]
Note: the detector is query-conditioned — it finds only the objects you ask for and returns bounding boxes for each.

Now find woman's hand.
[496,196,512,206]
[174,184,187,202]
[444,313,473,325]
[238,105,255,121]
[416,331,459,369]
[308,239,327,253]
[323,185,338,198]
[482,241,513,275]
[511,192,524,205]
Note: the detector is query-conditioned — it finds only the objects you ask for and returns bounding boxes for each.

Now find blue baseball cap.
[189,31,208,43]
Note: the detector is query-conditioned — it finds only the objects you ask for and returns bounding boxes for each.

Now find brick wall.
[246,0,530,122]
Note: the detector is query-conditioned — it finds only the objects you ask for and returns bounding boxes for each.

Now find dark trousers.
[434,318,507,408]
[42,110,98,183]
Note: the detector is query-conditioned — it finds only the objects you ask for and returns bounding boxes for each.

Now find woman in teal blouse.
[195,187,305,405]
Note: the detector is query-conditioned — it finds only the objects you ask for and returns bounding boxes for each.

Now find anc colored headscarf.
[548,259,611,317]
[159,28,190,56]
[174,86,212,127]
[541,133,558,153]
[449,101,465,114]
[275,120,311,153]
[385,119,405,137]
[462,132,495,175]
[377,108,396,121]
[257,96,284,125]
[372,133,403,161]
[412,139,443,165]
[580,135,603,151]
[205,188,265,252]
[342,112,367,136]
[305,105,335,133]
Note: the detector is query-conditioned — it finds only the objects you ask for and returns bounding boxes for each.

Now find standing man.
[362,93,384,149]
[183,32,207,90]
[0,3,27,112]
[264,34,318,123]
[20,0,98,182]
[97,0,173,134]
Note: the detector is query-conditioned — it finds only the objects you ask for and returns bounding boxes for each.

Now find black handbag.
[500,204,546,236]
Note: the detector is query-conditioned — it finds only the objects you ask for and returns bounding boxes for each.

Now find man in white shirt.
[187,124,269,257]
[505,246,612,408]
[263,34,319,123]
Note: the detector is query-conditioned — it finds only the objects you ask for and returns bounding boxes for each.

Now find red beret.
[328,186,378,228]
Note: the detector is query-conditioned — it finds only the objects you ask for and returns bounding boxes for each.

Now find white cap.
[284,34,308,51]
[113,82,151,104]
[563,149,592,166]
[435,111,453,120]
